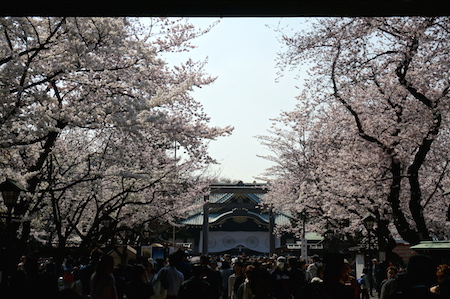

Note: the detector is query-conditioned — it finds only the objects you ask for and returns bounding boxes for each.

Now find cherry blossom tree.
[259,17,450,251]
[0,17,232,250]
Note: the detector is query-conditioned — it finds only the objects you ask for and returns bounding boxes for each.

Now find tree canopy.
[0,17,232,249]
[259,17,450,248]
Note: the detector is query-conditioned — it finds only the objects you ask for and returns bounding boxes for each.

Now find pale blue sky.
[164,17,309,182]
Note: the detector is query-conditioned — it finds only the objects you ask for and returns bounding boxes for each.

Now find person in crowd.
[90,254,118,299]
[431,264,450,297]
[200,255,223,299]
[228,261,246,299]
[125,263,155,299]
[387,254,439,299]
[17,255,27,273]
[237,265,256,299]
[341,259,360,299]
[311,264,324,284]
[78,247,104,297]
[61,255,78,289]
[370,258,380,297]
[248,267,273,299]
[221,260,233,299]
[173,250,192,281]
[270,256,291,299]
[143,259,156,283]
[301,253,354,299]
[10,252,60,299]
[376,261,389,294]
[288,257,307,299]
[306,254,321,282]
[153,253,184,299]
[359,268,371,299]
[113,265,129,299]
[178,264,213,299]
[379,266,398,299]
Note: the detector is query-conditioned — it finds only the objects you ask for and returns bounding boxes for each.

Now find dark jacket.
[125,279,154,299]
[178,276,213,299]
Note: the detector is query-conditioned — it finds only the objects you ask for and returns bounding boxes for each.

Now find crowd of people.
[5,248,450,299]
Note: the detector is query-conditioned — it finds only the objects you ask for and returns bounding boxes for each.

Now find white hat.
[277,256,286,262]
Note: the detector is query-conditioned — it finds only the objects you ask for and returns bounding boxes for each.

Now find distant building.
[410,241,450,265]
[178,181,320,256]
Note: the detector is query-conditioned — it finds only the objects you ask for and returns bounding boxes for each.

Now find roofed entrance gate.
[181,181,291,255]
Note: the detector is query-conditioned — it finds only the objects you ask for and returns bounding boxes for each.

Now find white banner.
[200,231,280,253]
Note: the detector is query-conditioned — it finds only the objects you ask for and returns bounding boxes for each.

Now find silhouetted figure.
[125,264,155,299]
[249,268,272,299]
[78,247,103,297]
[200,255,222,299]
[154,253,184,299]
[301,253,354,299]
[220,260,233,299]
[379,266,398,299]
[228,261,245,299]
[387,254,439,299]
[90,254,118,299]
[178,264,213,299]
[431,264,450,297]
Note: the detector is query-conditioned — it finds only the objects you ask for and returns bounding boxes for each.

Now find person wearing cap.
[200,256,222,299]
[306,255,321,282]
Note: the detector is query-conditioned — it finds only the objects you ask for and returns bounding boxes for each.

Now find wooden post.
[269,206,275,255]
[202,196,209,255]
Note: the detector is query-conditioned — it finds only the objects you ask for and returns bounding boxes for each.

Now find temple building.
[178,181,294,255]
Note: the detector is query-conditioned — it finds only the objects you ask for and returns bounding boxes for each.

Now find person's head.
[244,265,256,280]
[386,266,398,279]
[277,256,286,269]
[221,260,231,270]
[343,260,351,273]
[288,257,298,268]
[168,253,179,267]
[143,260,154,274]
[131,264,147,282]
[209,259,218,270]
[96,255,115,276]
[191,264,207,277]
[312,254,320,263]
[90,247,103,263]
[298,259,307,270]
[200,255,210,266]
[406,255,437,287]
[340,259,351,282]
[233,261,245,275]
[322,253,345,283]
[436,264,450,283]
